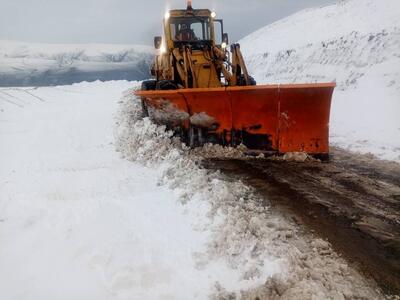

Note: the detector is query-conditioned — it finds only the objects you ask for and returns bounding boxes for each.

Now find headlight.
[211,11,217,18]
[221,42,227,49]
[164,12,170,20]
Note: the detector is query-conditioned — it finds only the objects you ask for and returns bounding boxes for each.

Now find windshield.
[169,16,211,42]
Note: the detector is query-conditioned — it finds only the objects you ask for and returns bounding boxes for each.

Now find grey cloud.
[0,0,334,45]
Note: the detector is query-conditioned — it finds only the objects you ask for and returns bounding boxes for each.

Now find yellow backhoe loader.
[135,1,335,160]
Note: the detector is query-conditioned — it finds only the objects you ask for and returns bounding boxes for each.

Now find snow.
[240,0,400,162]
[0,80,384,299]
[0,0,397,296]
[116,86,384,298]
[0,40,153,86]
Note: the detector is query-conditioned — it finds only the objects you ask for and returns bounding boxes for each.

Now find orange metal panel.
[136,90,189,127]
[180,88,232,133]
[228,86,280,149]
[278,84,334,154]
[136,90,188,113]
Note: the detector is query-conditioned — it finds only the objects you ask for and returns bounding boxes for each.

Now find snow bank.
[115,89,384,299]
[240,0,400,162]
[0,40,153,86]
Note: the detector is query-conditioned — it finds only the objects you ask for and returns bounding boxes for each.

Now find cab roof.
[169,9,211,18]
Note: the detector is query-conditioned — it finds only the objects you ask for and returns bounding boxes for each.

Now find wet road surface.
[202,147,400,295]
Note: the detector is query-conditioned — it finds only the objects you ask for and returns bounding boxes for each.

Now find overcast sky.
[0,0,335,45]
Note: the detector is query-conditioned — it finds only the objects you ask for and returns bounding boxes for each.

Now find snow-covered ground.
[0,81,385,299]
[0,41,153,86]
[0,0,398,297]
[240,0,400,162]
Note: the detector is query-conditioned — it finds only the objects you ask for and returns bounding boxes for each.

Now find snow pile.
[115,89,384,299]
[0,41,153,86]
[240,0,400,162]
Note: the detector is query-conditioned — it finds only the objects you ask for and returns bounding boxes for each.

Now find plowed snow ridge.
[116,85,385,299]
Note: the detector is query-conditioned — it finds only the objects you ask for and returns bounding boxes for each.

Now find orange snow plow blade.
[135,83,335,159]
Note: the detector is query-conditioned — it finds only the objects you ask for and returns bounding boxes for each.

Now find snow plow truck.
[135,1,335,160]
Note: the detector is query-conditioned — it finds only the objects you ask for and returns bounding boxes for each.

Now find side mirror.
[222,33,229,45]
[154,36,162,49]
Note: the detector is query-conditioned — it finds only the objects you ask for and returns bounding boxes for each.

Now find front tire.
[141,80,157,91]
[156,80,178,90]
[238,75,257,86]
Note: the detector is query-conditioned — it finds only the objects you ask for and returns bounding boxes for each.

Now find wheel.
[141,80,157,91]
[140,80,157,117]
[156,80,178,90]
[188,125,196,148]
[238,75,257,86]
[249,76,257,86]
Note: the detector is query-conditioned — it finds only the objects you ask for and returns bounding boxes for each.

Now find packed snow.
[0,41,153,86]
[240,0,400,162]
[0,80,385,299]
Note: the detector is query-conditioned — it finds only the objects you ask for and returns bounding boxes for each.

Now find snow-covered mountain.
[0,41,153,86]
[240,0,400,161]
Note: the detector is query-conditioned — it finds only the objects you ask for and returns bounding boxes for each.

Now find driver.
[175,24,197,41]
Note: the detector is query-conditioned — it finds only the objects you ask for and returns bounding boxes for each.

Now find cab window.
[169,17,211,42]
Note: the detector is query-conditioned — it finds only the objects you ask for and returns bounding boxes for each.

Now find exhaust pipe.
[187,0,193,10]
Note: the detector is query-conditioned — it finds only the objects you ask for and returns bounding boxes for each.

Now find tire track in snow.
[0,94,24,108]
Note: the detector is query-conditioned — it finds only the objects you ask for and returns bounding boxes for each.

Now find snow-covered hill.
[0,41,153,86]
[240,0,400,161]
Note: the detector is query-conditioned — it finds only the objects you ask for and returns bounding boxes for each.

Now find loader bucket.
[135,83,335,158]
